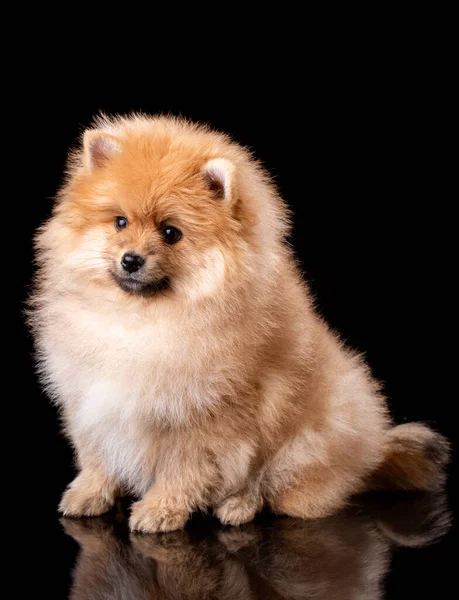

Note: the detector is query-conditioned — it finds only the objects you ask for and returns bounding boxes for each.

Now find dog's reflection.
[63,492,450,599]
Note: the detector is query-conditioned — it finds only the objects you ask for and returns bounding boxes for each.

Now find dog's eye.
[115,216,128,231]
[162,226,182,245]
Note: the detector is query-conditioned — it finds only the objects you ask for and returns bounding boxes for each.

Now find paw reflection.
[63,492,450,600]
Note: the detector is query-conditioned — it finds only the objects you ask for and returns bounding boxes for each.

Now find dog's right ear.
[83,131,121,169]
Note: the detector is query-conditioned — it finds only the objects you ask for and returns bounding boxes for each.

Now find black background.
[14,36,456,598]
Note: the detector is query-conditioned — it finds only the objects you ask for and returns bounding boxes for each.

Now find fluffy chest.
[46,308,226,493]
[45,305,229,424]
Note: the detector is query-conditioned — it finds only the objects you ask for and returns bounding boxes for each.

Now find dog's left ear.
[201,158,236,203]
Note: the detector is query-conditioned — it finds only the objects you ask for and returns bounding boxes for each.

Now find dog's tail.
[367,423,450,492]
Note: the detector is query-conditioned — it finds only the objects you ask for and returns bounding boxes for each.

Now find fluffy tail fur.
[368,423,450,492]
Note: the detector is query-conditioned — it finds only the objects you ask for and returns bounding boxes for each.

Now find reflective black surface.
[32,491,455,599]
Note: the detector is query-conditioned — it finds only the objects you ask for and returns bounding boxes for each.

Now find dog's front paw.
[215,493,262,526]
[129,496,189,533]
[59,472,117,517]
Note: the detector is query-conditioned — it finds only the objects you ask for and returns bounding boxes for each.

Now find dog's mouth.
[110,272,170,297]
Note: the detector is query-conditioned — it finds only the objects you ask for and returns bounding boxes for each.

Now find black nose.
[121,252,145,273]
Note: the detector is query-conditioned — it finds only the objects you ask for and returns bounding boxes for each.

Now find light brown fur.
[30,114,449,532]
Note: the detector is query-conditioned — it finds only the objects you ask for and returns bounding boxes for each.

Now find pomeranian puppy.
[30,114,449,533]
